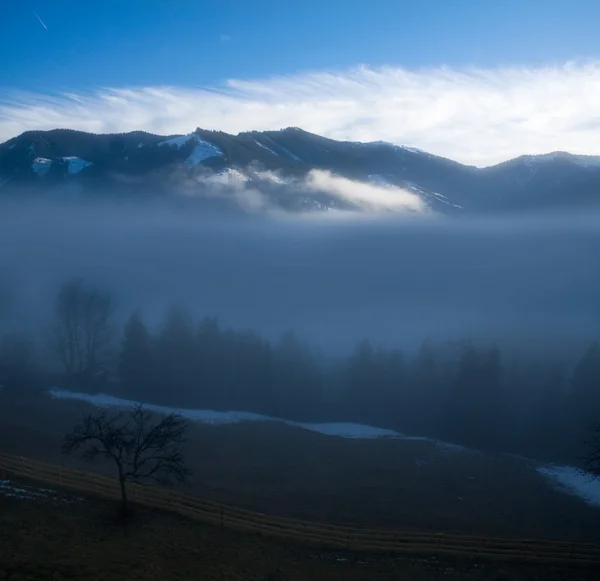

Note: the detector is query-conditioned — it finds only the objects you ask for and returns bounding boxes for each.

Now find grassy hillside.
[1,392,599,543]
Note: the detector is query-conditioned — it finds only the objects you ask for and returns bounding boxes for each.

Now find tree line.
[1,278,600,464]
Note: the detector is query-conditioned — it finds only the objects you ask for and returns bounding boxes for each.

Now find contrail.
[33,10,48,30]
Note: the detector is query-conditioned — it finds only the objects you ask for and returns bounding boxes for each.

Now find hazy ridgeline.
[1,198,599,464]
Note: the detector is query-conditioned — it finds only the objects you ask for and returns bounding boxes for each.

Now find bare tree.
[62,405,192,516]
[51,278,114,384]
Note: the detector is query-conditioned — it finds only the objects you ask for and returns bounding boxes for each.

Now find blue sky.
[3,0,599,90]
[2,0,600,165]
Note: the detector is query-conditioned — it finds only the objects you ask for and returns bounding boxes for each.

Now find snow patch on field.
[0,479,82,504]
[48,389,467,451]
[537,465,600,508]
[291,422,399,439]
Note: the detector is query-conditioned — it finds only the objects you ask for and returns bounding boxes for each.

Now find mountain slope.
[1,127,600,214]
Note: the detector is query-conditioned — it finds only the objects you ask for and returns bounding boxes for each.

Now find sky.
[2,0,600,165]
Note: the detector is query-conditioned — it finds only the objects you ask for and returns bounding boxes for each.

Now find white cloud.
[304,170,425,213]
[181,167,426,216]
[3,62,600,166]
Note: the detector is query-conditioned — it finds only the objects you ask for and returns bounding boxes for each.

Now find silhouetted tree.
[155,307,197,406]
[62,404,192,517]
[50,279,114,385]
[346,339,378,421]
[409,339,442,434]
[443,342,507,449]
[271,330,323,419]
[118,312,154,400]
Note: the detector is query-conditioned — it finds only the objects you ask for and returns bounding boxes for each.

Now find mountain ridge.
[1,126,600,215]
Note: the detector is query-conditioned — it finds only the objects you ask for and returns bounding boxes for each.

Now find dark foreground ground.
[1,474,598,581]
[1,391,599,543]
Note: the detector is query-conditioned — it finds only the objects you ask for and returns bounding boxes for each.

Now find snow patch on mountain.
[207,168,249,185]
[158,134,196,149]
[157,133,222,166]
[63,156,93,175]
[404,180,463,210]
[400,145,427,155]
[31,157,52,177]
[255,170,286,185]
[261,136,303,163]
[254,140,279,157]
[186,140,222,166]
[279,145,303,163]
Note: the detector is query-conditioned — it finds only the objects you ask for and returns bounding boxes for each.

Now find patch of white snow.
[157,134,222,165]
[0,479,80,503]
[48,389,471,451]
[399,145,426,155]
[186,140,222,166]
[63,156,93,175]
[31,157,52,177]
[261,136,303,163]
[254,140,280,157]
[157,134,196,149]
[290,421,399,439]
[207,168,249,185]
[538,465,600,508]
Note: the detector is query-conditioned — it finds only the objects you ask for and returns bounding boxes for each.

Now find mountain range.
[1,126,600,214]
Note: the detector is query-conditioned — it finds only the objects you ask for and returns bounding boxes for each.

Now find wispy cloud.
[304,170,425,213]
[178,167,425,216]
[3,62,600,166]
[220,34,232,43]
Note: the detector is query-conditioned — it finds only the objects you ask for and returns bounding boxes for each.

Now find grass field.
[1,390,600,579]
[1,472,599,581]
[1,391,599,542]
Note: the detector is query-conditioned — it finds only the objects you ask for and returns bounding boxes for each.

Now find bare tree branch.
[62,404,192,515]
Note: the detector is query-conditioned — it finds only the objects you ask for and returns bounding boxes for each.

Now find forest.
[1,278,599,466]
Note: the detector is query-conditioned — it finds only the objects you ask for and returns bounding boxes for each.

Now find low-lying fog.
[0,196,598,357]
